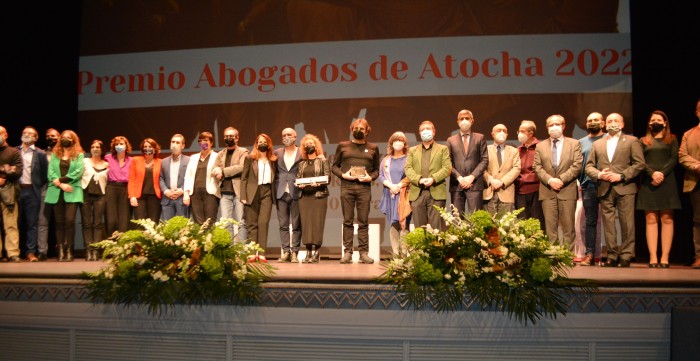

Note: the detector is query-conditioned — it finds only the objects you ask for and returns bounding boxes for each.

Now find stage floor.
[1,258,699,287]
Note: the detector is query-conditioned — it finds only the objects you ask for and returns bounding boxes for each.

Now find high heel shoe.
[648,263,659,268]
[659,263,670,268]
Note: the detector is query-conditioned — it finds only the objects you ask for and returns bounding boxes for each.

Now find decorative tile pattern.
[2,280,699,313]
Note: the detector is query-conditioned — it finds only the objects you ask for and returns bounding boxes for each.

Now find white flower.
[152,270,170,282]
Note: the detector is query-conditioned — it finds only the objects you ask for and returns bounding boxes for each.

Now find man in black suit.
[17,126,48,262]
[446,109,488,218]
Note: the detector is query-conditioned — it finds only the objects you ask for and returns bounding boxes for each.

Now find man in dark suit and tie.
[585,113,645,267]
[159,134,191,221]
[446,109,488,218]
[17,126,48,262]
[533,114,583,251]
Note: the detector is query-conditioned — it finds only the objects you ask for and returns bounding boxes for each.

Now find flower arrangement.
[377,208,595,324]
[83,217,275,315]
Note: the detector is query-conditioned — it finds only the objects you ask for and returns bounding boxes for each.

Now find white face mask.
[606,123,621,134]
[21,135,36,145]
[548,125,563,138]
[392,141,404,151]
[494,133,507,143]
[517,132,528,144]
[459,120,472,132]
[282,137,295,147]
[420,129,434,142]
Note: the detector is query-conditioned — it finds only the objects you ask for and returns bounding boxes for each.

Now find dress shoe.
[358,253,374,264]
[648,263,659,268]
[278,252,291,263]
[692,258,700,269]
[339,252,353,264]
[618,259,631,268]
[580,254,593,266]
[37,253,48,261]
[602,258,618,267]
[8,255,21,263]
[27,253,38,262]
[659,263,670,268]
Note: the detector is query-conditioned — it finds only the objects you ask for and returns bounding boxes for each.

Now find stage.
[1,259,699,360]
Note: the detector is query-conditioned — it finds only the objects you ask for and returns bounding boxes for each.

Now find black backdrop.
[2,2,699,263]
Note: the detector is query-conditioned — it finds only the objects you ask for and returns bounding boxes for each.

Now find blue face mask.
[420,130,433,142]
[115,145,126,153]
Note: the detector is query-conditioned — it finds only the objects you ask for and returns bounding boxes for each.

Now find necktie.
[497,145,502,167]
[462,133,469,153]
[552,139,559,171]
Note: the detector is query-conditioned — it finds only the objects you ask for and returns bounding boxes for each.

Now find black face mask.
[224,138,236,147]
[650,123,665,133]
[352,130,365,140]
[586,124,601,134]
[305,146,315,154]
[46,138,58,147]
[257,144,269,152]
[60,139,72,148]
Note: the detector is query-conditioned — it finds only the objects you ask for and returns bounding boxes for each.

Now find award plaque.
[349,166,367,178]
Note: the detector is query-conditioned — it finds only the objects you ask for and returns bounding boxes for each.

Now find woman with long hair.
[296,134,330,263]
[240,133,277,259]
[45,130,84,261]
[378,131,411,258]
[636,110,681,268]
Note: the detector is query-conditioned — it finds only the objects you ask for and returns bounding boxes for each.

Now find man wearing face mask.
[37,128,60,260]
[585,113,644,268]
[159,134,191,221]
[405,121,452,231]
[272,128,302,262]
[514,120,545,227]
[0,126,23,262]
[533,114,583,252]
[212,128,248,241]
[332,118,380,264]
[446,109,488,218]
[577,112,606,266]
[483,124,520,217]
[16,126,48,262]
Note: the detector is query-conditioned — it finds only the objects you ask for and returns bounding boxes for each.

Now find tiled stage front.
[1,260,699,360]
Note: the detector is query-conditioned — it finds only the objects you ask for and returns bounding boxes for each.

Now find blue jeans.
[19,187,41,254]
[219,193,246,242]
[582,185,600,256]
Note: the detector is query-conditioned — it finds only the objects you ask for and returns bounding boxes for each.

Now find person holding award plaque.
[296,134,330,263]
[332,118,380,264]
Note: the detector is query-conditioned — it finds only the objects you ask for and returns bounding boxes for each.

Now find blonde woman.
[45,130,84,261]
[296,134,330,263]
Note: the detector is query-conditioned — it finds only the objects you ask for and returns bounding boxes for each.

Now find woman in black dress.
[636,110,681,268]
[296,134,330,263]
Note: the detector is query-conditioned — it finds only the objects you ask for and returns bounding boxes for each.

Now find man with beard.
[577,113,606,266]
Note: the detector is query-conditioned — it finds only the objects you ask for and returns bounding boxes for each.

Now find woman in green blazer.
[46,130,84,261]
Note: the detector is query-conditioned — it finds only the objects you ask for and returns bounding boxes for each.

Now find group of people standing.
[3,99,700,268]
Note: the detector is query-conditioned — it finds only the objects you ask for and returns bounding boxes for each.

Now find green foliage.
[82,217,275,315]
[377,207,596,325]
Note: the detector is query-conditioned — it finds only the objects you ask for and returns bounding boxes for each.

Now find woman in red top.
[128,138,162,224]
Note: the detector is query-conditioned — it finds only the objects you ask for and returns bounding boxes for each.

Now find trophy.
[349,166,367,178]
